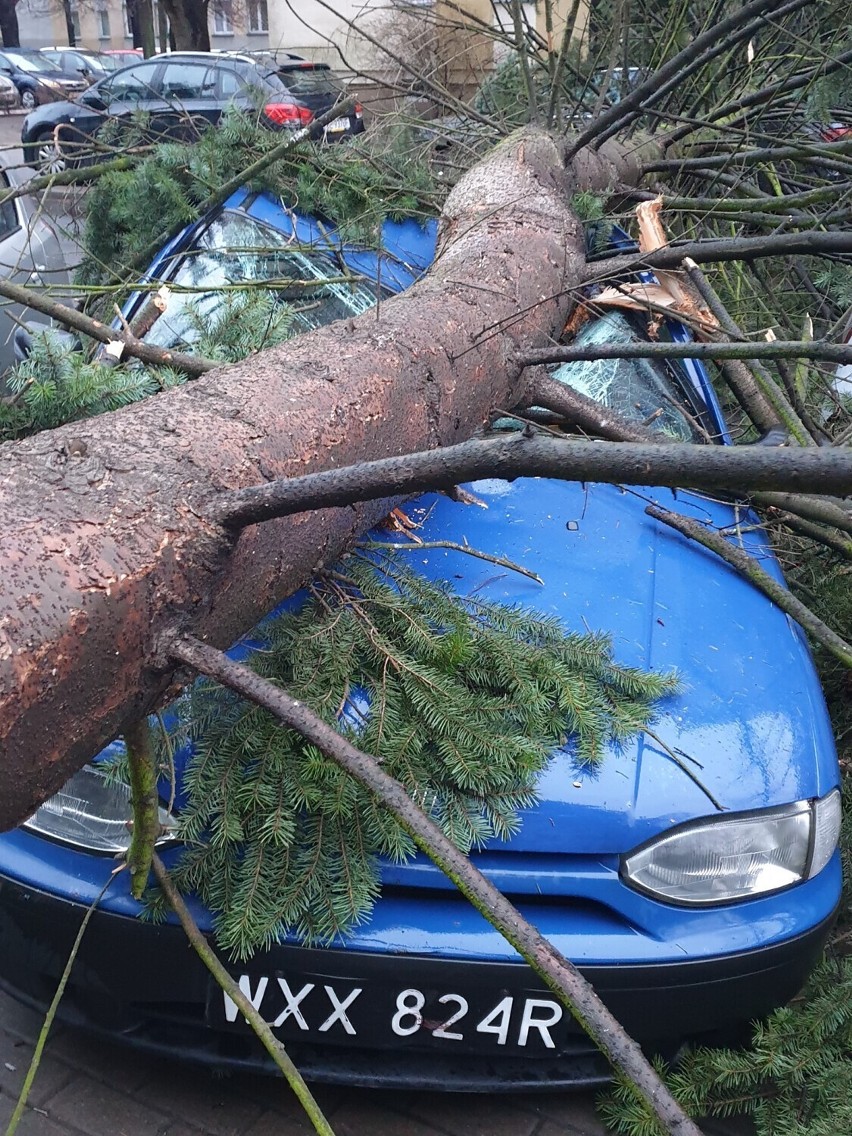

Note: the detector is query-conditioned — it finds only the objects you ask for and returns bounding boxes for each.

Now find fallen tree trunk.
[1,129,593,829]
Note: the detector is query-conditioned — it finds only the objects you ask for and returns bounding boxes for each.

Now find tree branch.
[583,232,852,283]
[207,434,852,531]
[0,277,217,377]
[150,854,336,1136]
[168,635,707,1136]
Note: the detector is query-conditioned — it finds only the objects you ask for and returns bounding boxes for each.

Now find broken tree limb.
[583,232,852,282]
[208,435,852,531]
[518,339,852,367]
[0,277,218,376]
[0,128,593,829]
[168,634,707,1136]
[522,371,660,443]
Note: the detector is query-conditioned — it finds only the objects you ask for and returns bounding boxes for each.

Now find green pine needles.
[157,554,678,960]
[0,290,300,443]
[601,953,852,1136]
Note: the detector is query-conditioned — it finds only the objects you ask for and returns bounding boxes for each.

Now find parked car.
[100,48,145,71]
[0,47,86,110]
[21,50,364,172]
[0,153,69,391]
[0,72,19,111]
[39,47,110,85]
[0,198,840,1089]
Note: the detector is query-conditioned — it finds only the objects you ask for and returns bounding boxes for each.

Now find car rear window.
[277,65,342,98]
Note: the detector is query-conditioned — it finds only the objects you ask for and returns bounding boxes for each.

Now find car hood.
[386,477,837,858]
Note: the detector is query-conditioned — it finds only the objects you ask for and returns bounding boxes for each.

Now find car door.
[0,169,68,389]
[85,61,167,141]
[155,60,221,142]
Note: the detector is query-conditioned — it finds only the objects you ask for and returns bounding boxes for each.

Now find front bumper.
[0,872,836,1091]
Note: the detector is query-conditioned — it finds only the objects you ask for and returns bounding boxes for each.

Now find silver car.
[0,152,70,392]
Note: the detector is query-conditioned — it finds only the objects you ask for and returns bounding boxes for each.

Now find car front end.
[0,473,841,1089]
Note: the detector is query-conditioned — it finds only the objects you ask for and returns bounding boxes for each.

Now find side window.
[218,68,243,99]
[101,62,161,104]
[160,63,217,101]
[0,174,19,240]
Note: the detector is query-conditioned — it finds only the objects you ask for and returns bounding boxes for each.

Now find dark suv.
[21,50,363,172]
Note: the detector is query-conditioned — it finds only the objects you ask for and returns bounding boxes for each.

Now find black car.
[21,50,364,172]
[0,47,87,111]
[40,47,110,86]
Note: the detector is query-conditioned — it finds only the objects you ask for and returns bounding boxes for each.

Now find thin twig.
[358,539,544,584]
[4,873,116,1136]
[151,854,336,1136]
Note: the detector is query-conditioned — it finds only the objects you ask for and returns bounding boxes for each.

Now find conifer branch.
[168,634,707,1136]
[207,436,852,531]
[582,233,852,283]
[0,277,217,377]
[150,854,336,1136]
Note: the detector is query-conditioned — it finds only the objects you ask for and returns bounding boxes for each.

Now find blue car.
[0,192,840,1091]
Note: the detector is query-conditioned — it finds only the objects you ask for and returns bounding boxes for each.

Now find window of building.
[97,7,111,38]
[248,0,268,33]
[123,2,133,37]
[70,3,82,41]
[212,1,234,35]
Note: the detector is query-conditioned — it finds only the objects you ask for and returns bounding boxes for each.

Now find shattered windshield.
[548,312,700,441]
[142,210,383,351]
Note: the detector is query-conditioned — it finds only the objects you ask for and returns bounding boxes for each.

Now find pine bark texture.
[0,129,623,829]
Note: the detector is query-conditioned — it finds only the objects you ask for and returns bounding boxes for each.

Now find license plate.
[323,117,349,134]
[208,972,570,1054]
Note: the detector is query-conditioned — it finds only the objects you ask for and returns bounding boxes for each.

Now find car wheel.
[34,130,66,174]
[20,89,36,111]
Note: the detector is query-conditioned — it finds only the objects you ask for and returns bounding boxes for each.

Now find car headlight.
[622,789,841,906]
[23,764,173,853]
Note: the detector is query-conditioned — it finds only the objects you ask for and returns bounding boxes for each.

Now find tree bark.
[161,0,210,51]
[0,0,20,47]
[0,130,589,829]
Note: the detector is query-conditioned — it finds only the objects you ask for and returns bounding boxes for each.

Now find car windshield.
[3,51,54,73]
[546,312,701,441]
[141,210,384,350]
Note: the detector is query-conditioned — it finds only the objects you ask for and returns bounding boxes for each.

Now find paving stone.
[46,1078,171,1136]
[329,1096,446,1136]
[47,1031,167,1095]
[0,990,65,1048]
[241,1107,318,1136]
[511,1092,609,1132]
[0,1099,82,1136]
[131,1065,263,1136]
[536,1121,609,1136]
[0,1032,73,1110]
[406,1093,539,1136]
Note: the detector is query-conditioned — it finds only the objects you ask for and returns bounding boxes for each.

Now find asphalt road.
[0,105,757,1136]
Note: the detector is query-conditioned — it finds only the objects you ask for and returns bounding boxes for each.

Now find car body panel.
[0,155,70,389]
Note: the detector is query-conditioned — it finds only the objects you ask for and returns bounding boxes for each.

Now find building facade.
[13,1,271,54]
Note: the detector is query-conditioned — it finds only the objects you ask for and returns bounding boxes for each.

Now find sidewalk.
[0,986,757,1136]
